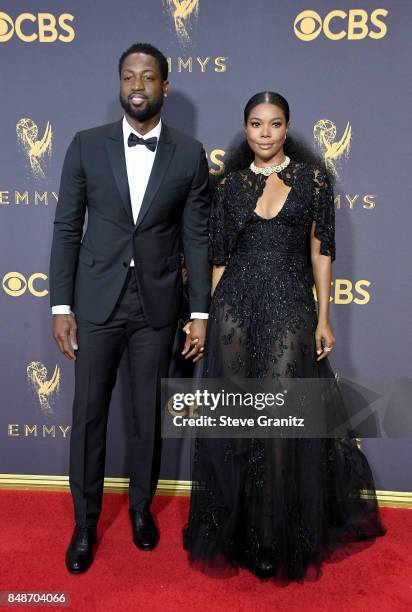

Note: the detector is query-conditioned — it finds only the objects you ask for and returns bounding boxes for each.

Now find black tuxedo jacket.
[49,119,211,328]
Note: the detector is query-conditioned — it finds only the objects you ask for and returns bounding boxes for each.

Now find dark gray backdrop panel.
[0,0,411,490]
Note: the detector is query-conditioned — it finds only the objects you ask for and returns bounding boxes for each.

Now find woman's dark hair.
[118,43,169,81]
[217,91,326,183]
[244,91,290,124]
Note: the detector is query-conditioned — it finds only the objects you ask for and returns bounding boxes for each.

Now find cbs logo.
[294,9,388,41]
[0,12,75,43]
[2,272,48,298]
[313,279,371,305]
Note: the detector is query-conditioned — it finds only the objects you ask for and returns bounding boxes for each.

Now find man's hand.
[182,319,207,362]
[52,314,78,361]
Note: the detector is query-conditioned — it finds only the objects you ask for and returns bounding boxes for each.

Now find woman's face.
[244,103,289,163]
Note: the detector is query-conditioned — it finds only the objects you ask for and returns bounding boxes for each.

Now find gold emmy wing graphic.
[16,117,53,179]
[26,362,60,416]
[313,119,352,177]
[164,0,199,45]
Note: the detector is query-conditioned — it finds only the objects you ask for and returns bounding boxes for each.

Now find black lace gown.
[183,160,386,582]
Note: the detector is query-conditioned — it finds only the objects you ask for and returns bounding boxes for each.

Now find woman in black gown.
[183,92,386,583]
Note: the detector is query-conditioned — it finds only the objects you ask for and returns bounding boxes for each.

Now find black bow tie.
[127,133,158,152]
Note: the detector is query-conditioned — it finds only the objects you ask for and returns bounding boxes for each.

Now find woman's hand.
[315,321,336,361]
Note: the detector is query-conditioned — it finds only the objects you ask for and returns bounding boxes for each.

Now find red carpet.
[0,491,411,612]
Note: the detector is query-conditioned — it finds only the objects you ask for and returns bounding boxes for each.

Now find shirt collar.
[123,116,162,146]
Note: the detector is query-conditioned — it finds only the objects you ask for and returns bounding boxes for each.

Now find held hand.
[52,314,78,361]
[182,319,207,363]
[315,321,336,361]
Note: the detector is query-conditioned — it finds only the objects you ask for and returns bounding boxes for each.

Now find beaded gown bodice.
[205,160,335,379]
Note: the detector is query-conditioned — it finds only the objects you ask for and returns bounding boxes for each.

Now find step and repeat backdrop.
[0,1,411,491]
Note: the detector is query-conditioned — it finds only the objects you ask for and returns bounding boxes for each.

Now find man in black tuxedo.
[49,43,210,573]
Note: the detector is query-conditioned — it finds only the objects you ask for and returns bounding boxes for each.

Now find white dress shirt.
[52,116,208,320]
[124,115,161,253]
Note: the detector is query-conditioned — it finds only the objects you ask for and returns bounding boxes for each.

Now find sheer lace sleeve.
[208,177,230,266]
[312,166,336,261]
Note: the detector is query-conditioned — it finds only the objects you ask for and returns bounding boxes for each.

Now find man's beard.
[119,91,164,122]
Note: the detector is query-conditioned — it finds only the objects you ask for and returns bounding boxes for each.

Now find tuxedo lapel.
[105,120,134,223]
[135,123,176,228]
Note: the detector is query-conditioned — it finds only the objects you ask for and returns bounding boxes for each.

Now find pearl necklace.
[250,156,291,176]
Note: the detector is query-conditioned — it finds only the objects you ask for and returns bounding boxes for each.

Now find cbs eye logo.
[2,272,48,298]
[0,12,75,43]
[294,8,388,41]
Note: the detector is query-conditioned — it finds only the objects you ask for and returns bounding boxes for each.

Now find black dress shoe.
[129,509,159,551]
[65,526,97,574]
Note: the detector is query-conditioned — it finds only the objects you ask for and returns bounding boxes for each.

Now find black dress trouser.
[69,267,177,527]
